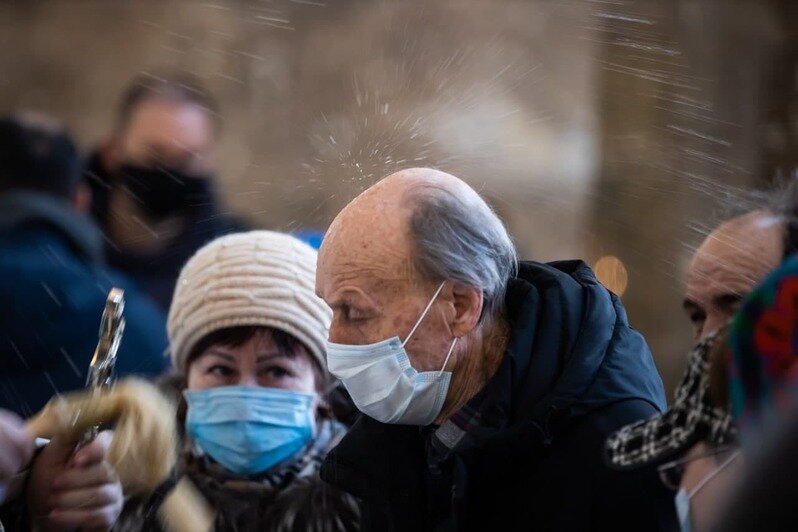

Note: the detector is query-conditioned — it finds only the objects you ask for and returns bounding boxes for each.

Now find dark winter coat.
[0,192,168,417]
[84,153,246,312]
[321,260,677,531]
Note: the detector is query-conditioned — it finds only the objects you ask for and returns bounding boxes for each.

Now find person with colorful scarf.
[113,231,358,532]
[710,254,798,531]
[728,253,798,432]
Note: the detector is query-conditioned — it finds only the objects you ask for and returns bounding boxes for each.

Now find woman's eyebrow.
[256,351,294,363]
[205,350,236,363]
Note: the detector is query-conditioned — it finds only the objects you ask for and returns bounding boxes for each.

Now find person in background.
[85,71,245,311]
[607,184,798,532]
[115,231,358,532]
[315,167,671,531]
[0,114,168,417]
[728,255,798,433]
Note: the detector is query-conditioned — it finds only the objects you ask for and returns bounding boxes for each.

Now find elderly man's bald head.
[317,168,516,368]
[322,168,495,268]
[319,168,435,283]
[319,167,516,321]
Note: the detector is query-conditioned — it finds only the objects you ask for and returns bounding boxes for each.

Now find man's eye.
[723,300,743,315]
[342,305,365,322]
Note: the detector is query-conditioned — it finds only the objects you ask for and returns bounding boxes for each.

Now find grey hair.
[404,184,518,325]
[767,173,798,258]
[716,173,798,260]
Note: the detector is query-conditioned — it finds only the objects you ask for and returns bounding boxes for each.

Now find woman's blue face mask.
[184,385,317,475]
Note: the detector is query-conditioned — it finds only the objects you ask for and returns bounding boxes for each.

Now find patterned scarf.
[606,332,736,469]
[115,417,349,532]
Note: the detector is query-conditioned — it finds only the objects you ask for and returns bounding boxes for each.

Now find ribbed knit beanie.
[167,231,331,373]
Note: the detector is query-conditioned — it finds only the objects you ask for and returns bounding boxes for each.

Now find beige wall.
[0,0,786,395]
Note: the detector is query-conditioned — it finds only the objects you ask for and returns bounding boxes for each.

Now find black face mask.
[118,163,215,220]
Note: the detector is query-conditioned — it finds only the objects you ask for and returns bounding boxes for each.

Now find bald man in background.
[678,210,786,530]
[316,168,673,531]
[607,203,793,532]
[684,211,786,340]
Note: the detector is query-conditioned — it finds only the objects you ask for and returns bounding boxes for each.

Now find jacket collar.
[510,260,665,422]
[432,260,665,455]
[0,191,105,264]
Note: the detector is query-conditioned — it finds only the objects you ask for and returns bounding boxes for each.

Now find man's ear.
[71,183,92,214]
[450,283,483,338]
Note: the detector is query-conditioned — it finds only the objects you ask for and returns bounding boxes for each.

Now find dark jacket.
[321,260,675,531]
[84,152,246,311]
[0,192,168,417]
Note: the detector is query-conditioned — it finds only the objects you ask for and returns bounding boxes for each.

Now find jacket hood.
[497,260,666,440]
[0,191,104,264]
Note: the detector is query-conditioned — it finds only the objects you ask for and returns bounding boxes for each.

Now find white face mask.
[326,282,458,426]
[675,488,692,532]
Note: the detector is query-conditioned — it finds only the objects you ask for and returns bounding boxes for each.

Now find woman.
[116,231,358,531]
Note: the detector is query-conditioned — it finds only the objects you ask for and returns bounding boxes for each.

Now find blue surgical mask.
[326,282,458,426]
[184,386,316,475]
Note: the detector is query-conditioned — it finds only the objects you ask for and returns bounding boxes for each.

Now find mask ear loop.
[402,281,447,348]
[438,338,458,376]
[689,450,741,498]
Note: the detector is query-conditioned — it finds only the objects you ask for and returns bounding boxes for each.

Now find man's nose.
[701,312,729,341]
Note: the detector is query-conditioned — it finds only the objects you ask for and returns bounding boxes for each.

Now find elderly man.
[316,168,670,530]
[607,205,791,531]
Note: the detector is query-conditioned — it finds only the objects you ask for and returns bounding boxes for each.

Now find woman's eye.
[208,365,234,377]
[263,366,291,379]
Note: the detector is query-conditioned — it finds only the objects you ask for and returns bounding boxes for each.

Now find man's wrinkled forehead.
[318,201,417,293]
[325,250,415,288]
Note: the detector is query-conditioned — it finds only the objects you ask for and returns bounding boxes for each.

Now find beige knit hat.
[167,230,332,373]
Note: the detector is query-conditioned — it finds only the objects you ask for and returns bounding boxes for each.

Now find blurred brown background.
[2,0,797,395]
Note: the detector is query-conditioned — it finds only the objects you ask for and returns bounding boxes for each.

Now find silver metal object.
[81,288,125,442]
